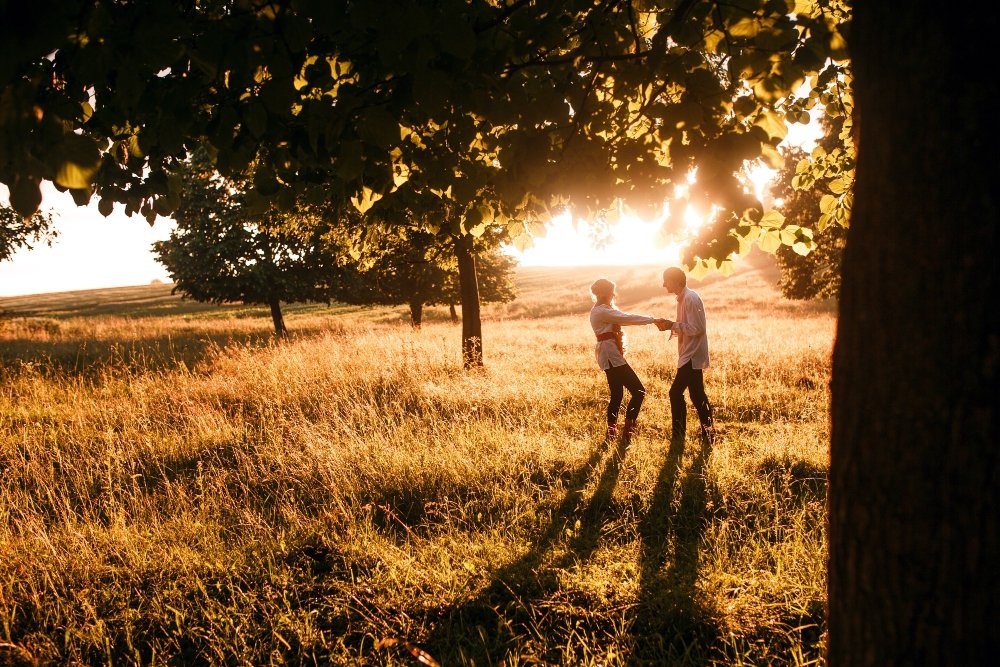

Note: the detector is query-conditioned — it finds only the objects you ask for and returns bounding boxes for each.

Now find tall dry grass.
[0,256,835,666]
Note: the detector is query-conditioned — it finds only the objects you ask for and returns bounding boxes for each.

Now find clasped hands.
[653,318,673,332]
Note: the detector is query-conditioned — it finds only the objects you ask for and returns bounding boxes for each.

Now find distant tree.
[339,226,517,327]
[152,152,347,336]
[0,205,56,263]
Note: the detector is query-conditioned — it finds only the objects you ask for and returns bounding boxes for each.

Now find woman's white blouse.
[589,303,655,370]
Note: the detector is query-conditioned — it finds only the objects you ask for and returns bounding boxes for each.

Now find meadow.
[0,254,836,666]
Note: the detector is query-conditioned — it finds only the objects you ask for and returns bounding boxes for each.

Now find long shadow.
[628,433,714,665]
[562,435,632,562]
[417,434,621,664]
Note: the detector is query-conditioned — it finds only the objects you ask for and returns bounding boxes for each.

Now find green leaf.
[54,134,102,190]
[759,210,785,229]
[792,240,813,256]
[128,134,144,159]
[351,186,382,214]
[98,197,115,217]
[55,161,100,190]
[688,259,710,281]
[829,177,850,194]
[512,232,533,253]
[70,188,93,206]
[760,142,784,169]
[759,229,782,253]
[819,194,838,214]
[10,177,42,217]
[753,110,788,142]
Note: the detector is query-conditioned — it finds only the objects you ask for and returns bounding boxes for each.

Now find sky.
[0,121,819,298]
[0,182,175,297]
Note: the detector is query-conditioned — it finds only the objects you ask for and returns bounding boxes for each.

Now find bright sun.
[509,166,775,268]
[509,208,682,267]
[505,108,826,270]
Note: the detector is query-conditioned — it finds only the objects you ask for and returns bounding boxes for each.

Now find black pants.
[669,360,713,436]
[605,363,646,424]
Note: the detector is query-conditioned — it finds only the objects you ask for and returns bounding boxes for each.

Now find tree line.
[151,148,517,334]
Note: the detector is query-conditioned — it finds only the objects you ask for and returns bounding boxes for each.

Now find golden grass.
[0,253,835,665]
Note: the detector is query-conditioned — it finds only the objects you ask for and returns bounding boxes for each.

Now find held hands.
[654,318,673,332]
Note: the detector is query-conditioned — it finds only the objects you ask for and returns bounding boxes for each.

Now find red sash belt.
[596,330,624,354]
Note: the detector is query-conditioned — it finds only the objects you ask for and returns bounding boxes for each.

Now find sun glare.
[509,209,687,267]
[508,158,779,269]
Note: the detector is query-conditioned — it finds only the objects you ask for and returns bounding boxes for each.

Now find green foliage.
[1,0,853,269]
[0,204,56,263]
[151,150,349,332]
[773,119,849,300]
[337,227,518,325]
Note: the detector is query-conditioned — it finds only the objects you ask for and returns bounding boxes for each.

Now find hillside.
[0,248,787,321]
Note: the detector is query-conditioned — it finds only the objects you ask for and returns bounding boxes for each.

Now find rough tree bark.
[409,300,423,327]
[455,233,483,368]
[828,3,999,665]
[267,298,286,337]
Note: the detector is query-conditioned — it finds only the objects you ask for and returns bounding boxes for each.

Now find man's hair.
[663,266,686,287]
[591,278,616,300]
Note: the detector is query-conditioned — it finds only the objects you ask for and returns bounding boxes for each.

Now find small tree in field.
[0,205,56,264]
[152,152,347,336]
[338,227,517,327]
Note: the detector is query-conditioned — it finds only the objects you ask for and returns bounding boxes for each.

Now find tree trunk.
[409,300,423,327]
[449,303,458,323]
[455,234,483,368]
[268,298,286,337]
[829,5,999,665]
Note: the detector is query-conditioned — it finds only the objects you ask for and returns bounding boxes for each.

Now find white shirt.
[590,303,655,370]
[670,286,709,369]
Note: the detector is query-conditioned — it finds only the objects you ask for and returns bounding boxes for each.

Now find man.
[658,266,714,444]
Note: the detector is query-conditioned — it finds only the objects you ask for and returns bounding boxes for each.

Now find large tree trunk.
[829,5,999,665]
[455,234,483,368]
[268,298,286,337]
[409,300,423,327]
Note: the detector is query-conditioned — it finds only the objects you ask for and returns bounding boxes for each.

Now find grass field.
[0,253,836,666]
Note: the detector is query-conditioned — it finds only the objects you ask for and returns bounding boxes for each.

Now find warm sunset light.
[509,160,778,269]
[508,208,685,267]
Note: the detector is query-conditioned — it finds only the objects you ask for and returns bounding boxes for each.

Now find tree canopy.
[338,226,517,326]
[0,0,853,271]
[152,150,350,335]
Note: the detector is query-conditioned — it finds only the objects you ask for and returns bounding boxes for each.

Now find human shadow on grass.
[414,433,626,665]
[626,432,714,665]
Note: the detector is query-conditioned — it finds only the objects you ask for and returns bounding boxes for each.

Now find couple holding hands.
[590,267,714,444]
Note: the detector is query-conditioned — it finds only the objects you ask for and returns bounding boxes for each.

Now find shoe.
[622,418,637,440]
[606,422,619,441]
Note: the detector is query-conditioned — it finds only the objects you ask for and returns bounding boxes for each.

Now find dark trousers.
[605,363,646,424]
[669,361,713,437]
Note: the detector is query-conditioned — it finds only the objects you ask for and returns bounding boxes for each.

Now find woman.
[589,278,665,441]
